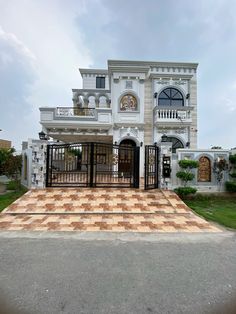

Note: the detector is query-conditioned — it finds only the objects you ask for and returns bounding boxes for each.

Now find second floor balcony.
[154,106,193,126]
[40,106,112,130]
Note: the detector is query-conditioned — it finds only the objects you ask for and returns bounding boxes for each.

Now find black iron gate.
[144,145,159,190]
[46,142,139,188]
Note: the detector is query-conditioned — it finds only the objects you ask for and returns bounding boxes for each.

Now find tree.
[0,148,15,175]
[176,160,199,187]
[0,148,22,180]
[225,154,236,192]
[175,159,199,197]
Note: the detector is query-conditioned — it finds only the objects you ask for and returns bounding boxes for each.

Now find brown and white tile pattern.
[0,189,221,233]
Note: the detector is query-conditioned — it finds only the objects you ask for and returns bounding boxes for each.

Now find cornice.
[72,88,111,93]
[108,60,198,69]
[108,65,150,74]
[79,68,108,75]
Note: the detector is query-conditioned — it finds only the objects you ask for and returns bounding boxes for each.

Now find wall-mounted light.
[161,134,168,142]
[186,93,190,99]
[154,92,158,98]
[186,141,190,147]
[38,131,47,140]
[140,142,143,147]
[114,141,117,145]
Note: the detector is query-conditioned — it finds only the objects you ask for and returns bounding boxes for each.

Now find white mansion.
[21,59,230,190]
[40,59,198,151]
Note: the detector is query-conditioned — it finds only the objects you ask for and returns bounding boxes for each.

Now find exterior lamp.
[38,131,47,140]
[161,134,168,142]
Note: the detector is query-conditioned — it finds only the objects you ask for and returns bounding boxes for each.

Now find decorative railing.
[154,107,191,121]
[55,107,95,117]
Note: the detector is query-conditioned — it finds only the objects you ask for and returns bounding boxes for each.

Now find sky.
[0,0,236,150]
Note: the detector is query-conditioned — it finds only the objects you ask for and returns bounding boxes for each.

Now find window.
[96,77,105,88]
[120,94,138,111]
[158,87,184,106]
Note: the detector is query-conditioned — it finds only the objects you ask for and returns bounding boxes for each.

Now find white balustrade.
[55,107,95,117]
[155,107,191,122]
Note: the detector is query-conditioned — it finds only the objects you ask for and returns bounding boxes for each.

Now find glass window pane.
[171,99,183,106]
[159,99,171,106]
[96,77,105,88]
[159,91,168,99]
[172,90,182,99]
[164,88,171,97]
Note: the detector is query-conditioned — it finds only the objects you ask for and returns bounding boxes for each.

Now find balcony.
[154,106,192,126]
[40,106,112,131]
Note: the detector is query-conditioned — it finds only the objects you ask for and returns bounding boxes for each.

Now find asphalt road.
[0,231,236,314]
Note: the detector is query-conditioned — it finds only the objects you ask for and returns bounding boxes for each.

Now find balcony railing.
[40,106,112,127]
[56,107,95,117]
[154,106,192,124]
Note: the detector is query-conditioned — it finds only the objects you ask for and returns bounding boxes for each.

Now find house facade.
[40,60,198,177]
[20,59,233,191]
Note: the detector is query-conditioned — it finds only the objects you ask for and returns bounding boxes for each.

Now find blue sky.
[0,0,236,149]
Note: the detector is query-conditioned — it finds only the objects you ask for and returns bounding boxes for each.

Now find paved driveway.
[0,188,221,232]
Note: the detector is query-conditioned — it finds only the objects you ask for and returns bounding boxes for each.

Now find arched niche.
[198,156,211,182]
[120,94,138,111]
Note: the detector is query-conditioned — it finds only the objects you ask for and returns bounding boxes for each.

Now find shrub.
[176,171,194,182]
[176,159,199,187]
[178,160,199,169]
[229,173,236,178]
[225,181,236,193]
[174,187,197,197]
[7,180,21,191]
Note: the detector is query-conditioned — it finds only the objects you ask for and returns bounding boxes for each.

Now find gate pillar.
[158,141,173,190]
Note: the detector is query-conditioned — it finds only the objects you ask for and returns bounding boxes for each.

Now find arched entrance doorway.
[198,156,211,182]
[119,139,136,175]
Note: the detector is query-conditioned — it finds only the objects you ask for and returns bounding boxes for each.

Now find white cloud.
[231,81,236,90]
[0,26,36,63]
[0,0,236,149]
[0,0,93,149]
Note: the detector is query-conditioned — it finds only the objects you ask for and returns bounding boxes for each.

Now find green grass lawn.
[185,195,236,229]
[0,187,27,212]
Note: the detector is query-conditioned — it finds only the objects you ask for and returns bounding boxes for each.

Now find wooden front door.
[198,156,211,182]
[119,139,136,175]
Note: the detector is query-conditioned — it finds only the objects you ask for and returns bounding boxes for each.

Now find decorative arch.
[119,92,139,112]
[158,136,184,153]
[119,138,137,147]
[98,95,108,108]
[158,87,184,107]
[88,95,96,107]
[198,156,211,182]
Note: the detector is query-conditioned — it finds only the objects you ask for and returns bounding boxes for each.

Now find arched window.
[120,94,138,111]
[158,88,184,106]
[88,95,96,108]
[163,136,184,153]
[99,96,107,108]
